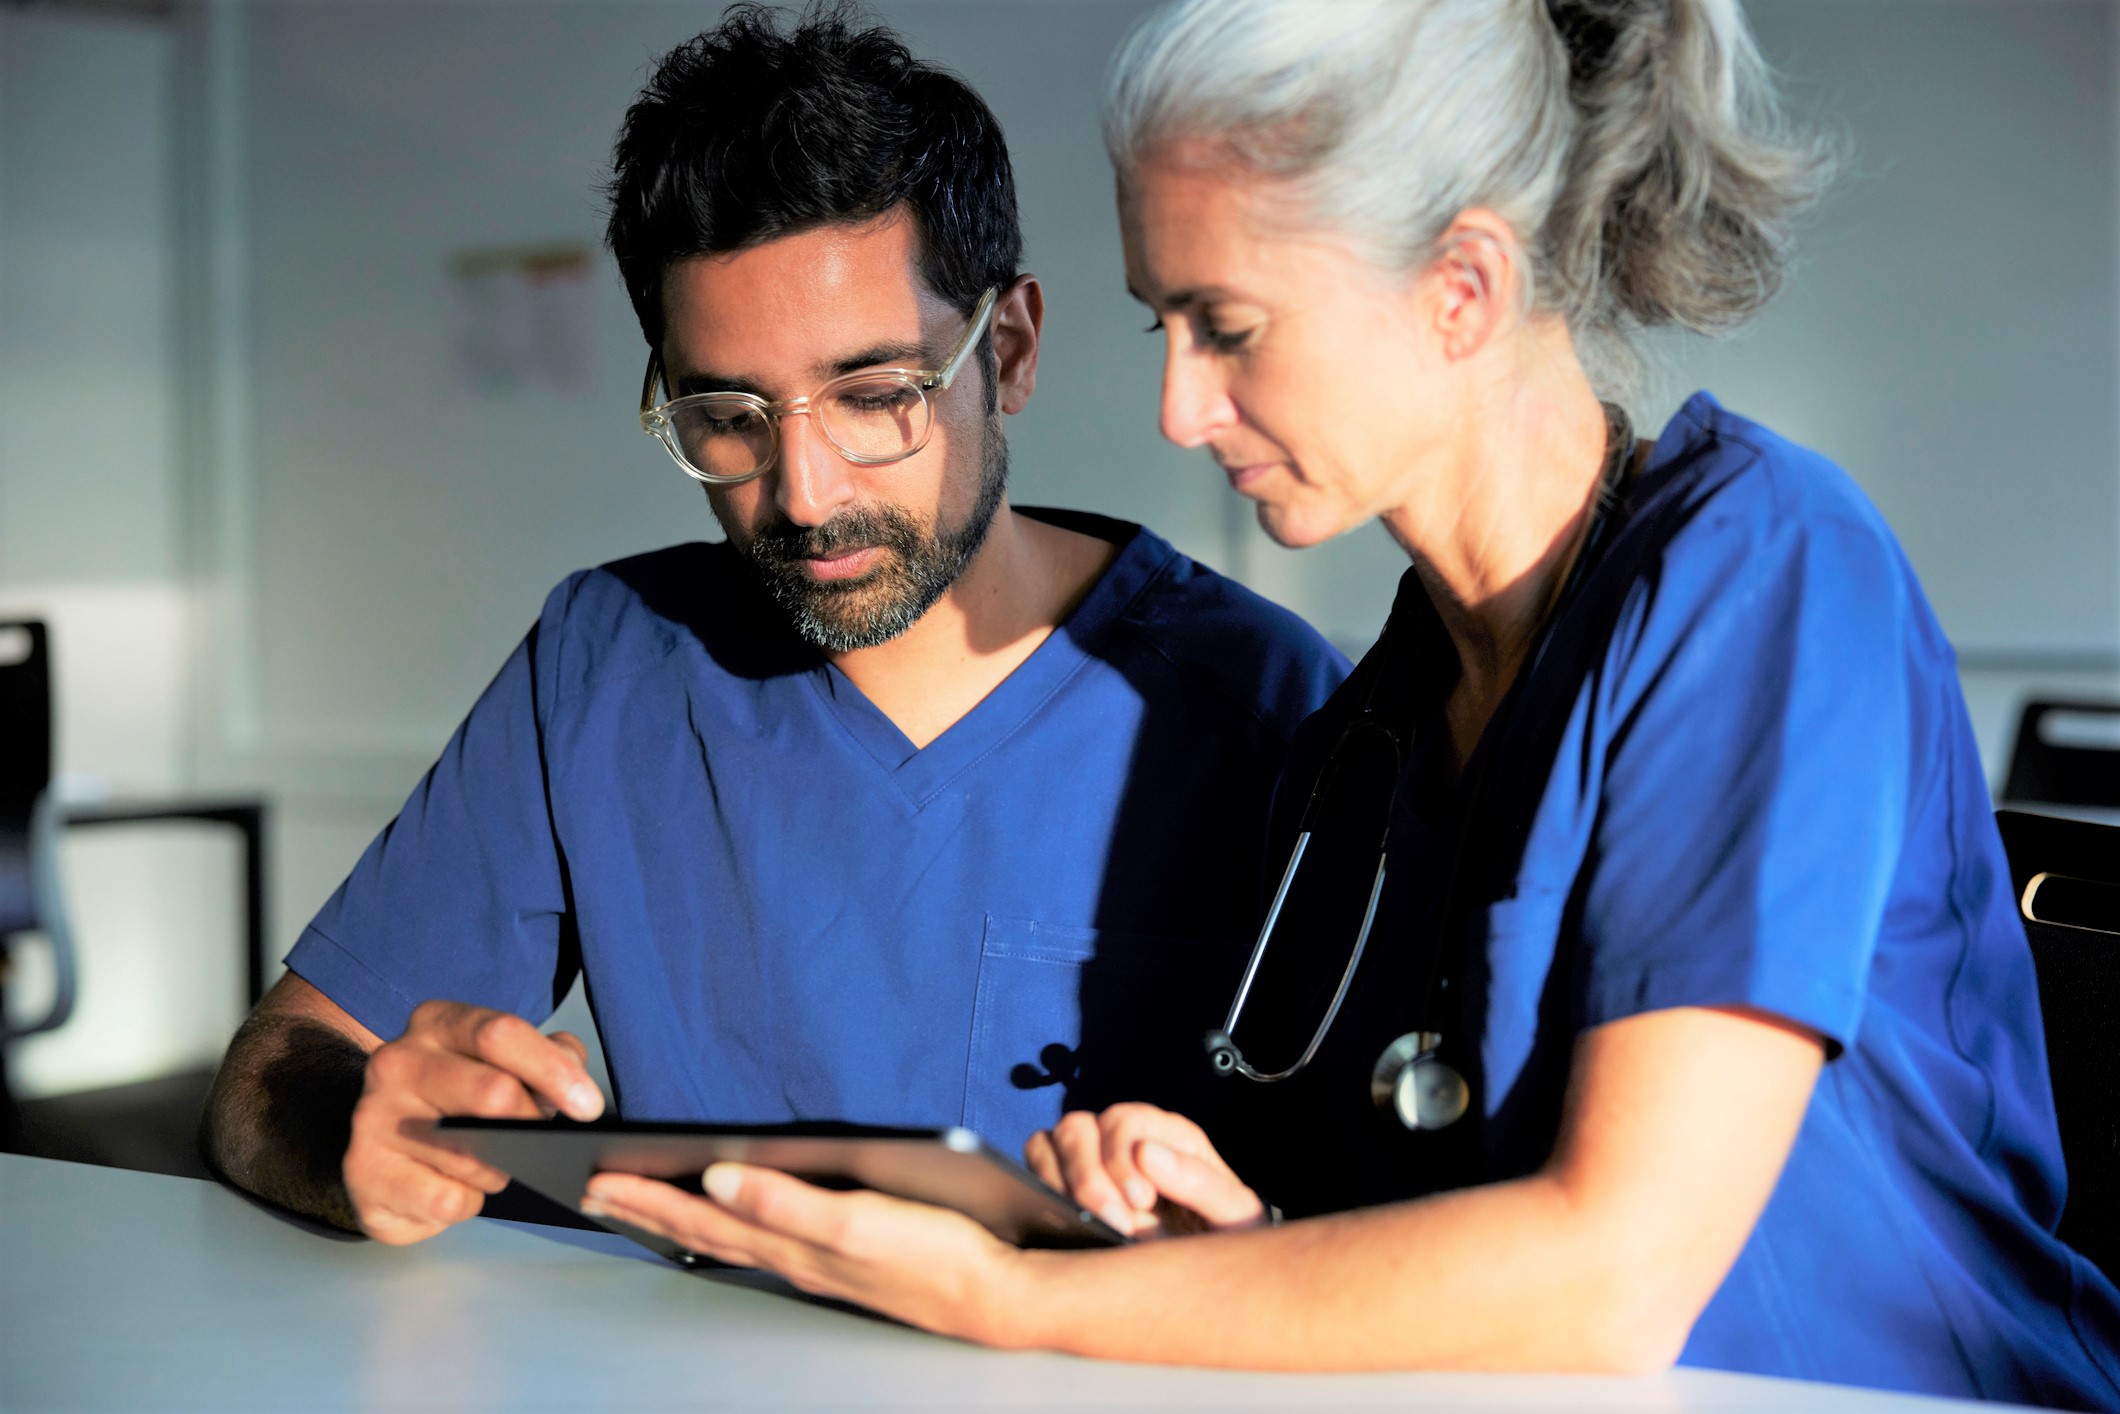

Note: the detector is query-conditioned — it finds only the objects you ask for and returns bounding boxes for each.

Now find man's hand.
[344,1000,604,1245]
[1025,1103,1266,1238]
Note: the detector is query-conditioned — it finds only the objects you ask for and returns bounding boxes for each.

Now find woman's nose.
[773,411,858,527]
[1159,348,1236,450]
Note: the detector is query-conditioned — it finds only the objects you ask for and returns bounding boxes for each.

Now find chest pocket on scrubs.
[964,915,1244,1159]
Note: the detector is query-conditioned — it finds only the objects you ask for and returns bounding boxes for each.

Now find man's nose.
[773,410,858,527]
[1159,348,1236,450]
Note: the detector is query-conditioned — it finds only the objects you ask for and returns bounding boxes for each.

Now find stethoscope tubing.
[1220,835,1388,1084]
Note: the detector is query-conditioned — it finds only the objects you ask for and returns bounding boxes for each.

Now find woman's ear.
[992,274,1044,415]
[1429,210,1525,363]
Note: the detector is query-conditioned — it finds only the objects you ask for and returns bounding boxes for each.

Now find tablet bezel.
[433,1117,1126,1261]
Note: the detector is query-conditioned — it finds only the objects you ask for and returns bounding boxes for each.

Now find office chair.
[2003,699,2120,807]
[1994,809,2120,1285]
[0,621,77,1146]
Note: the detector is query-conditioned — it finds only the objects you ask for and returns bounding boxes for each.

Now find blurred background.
[1,0,2114,1145]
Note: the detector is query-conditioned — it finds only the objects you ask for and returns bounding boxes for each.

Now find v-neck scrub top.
[286,510,1347,1161]
[1242,396,2120,1408]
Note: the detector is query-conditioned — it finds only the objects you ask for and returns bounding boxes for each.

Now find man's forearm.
[199,1012,368,1231]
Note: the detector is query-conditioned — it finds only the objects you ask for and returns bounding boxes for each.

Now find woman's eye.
[1140,311,1255,352]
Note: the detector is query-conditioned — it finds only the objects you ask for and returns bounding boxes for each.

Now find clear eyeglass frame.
[637,286,999,486]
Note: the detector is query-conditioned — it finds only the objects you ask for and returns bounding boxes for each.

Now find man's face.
[658,215,1006,652]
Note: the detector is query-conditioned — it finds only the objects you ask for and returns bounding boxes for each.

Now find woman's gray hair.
[1105,0,1830,362]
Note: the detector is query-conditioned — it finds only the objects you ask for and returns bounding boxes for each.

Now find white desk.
[0,1154,2017,1411]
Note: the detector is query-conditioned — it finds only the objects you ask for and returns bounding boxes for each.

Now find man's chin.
[775,571,931,652]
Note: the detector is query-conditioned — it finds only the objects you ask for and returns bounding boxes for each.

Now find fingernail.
[703,1163,743,1204]
[1123,1177,1156,1209]
[580,1198,609,1218]
[1139,1141,1174,1174]
[1099,1204,1134,1233]
[567,1085,604,1120]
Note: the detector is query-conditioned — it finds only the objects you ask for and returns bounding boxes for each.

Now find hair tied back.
[1544,0,1626,83]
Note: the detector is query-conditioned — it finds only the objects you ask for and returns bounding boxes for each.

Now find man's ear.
[991,274,1043,415]
[1429,210,1525,364]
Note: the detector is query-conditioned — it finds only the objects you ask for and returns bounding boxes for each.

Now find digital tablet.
[433,1118,1126,1261]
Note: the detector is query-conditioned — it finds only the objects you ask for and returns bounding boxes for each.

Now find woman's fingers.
[582,1171,773,1268]
[1030,1105,1258,1237]
[1048,1111,1140,1234]
[1096,1103,1208,1215]
[1138,1139,1267,1231]
[1023,1129,1063,1190]
[584,1166,1020,1346]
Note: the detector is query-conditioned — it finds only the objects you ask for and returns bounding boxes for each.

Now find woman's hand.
[1025,1104,1267,1239]
[579,1165,1031,1346]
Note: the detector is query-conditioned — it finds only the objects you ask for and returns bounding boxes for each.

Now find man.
[202,4,1344,1245]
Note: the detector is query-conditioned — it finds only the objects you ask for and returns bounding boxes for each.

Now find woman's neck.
[1378,351,1611,766]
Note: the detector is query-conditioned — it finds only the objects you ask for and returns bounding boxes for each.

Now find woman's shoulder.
[1602,393,1949,684]
[1646,392,1900,556]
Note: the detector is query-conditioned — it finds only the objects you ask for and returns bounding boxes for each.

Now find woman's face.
[1118,158,1459,549]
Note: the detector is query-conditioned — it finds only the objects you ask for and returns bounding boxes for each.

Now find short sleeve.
[1579,504,1914,1052]
[283,576,585,1040]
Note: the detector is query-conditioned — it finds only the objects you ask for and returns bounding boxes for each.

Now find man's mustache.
[746,509,919,563]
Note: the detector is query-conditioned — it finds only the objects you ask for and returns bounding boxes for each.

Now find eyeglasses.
[638,288,999,486]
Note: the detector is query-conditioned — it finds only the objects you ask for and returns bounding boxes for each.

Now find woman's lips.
[1221,461,1278,494]
[800,545,884,582]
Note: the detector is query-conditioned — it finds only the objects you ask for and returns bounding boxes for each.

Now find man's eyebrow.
[671,369,770,399]
[669,341,934,399]
[826,341,930,377]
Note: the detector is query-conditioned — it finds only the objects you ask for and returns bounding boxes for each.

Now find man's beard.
[722,421,1010,654]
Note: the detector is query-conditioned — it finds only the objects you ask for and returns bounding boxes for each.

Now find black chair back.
[1995,809,2120,1284]
[0,622,51,937]
[2004,700,2120,807]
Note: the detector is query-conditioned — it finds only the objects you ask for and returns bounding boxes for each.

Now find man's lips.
[798,544,885,582]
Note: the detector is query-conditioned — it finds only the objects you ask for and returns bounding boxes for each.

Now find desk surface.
[0,1154,2015,1412]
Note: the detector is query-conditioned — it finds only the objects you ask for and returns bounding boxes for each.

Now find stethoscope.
[1205,409,1636,1131]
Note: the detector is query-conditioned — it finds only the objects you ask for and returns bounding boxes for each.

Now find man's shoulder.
[535,541,797,691]
[1102,522,1352,742]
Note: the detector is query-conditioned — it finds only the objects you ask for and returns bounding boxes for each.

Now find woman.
[579,0,2120,1402]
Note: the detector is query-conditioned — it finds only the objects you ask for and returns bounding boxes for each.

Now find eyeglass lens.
[668,375,932,479]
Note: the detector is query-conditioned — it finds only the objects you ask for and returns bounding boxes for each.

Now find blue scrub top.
[286,509,1347,1162]
[1236,396,2120,1408]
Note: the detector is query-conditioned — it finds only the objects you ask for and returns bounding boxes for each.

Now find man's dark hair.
[605,3,1022,350]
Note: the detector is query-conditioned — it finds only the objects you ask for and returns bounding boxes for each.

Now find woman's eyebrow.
[1127,282,1241,312]
[1128,281,1187,310]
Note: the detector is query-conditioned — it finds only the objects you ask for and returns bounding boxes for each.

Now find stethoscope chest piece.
[1371,1031,1470,1131]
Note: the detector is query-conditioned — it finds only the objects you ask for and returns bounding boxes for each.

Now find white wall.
[6,0,2118,1093]
[1691,0,2120,771]
[0,9,245,1094]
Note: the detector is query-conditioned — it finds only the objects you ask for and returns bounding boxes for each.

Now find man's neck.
[828,501,1121,749]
